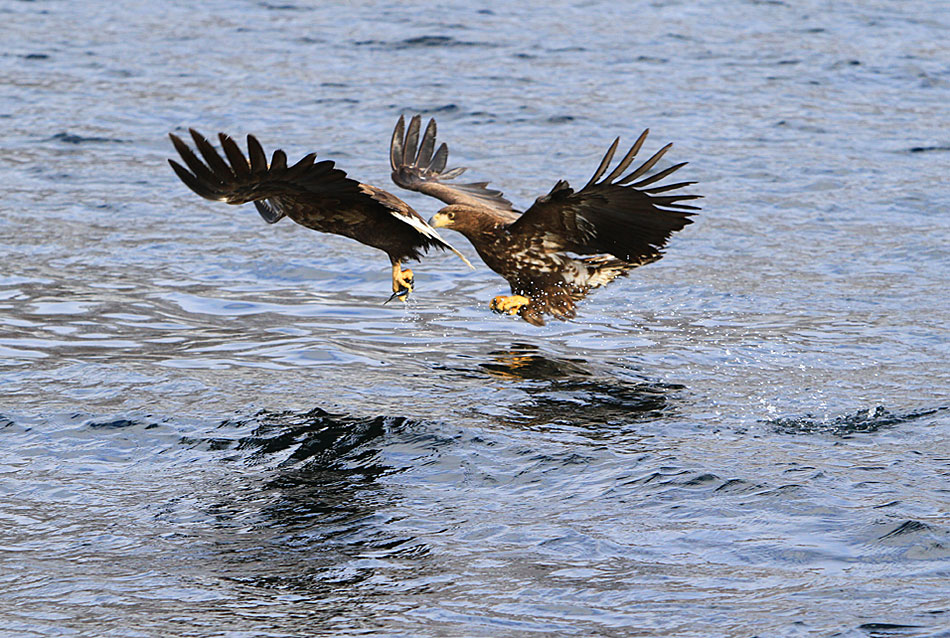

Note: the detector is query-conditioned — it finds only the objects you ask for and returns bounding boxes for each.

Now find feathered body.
[390,116,700,325]
[429,202,662,326]
[168,128,470,299]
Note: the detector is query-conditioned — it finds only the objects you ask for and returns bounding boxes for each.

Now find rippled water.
[2,1,949,636]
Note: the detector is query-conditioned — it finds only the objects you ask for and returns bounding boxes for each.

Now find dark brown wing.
[390,115,516,214]
[168,129,472,265]
[168,128,367,220]
[506,130,700,264]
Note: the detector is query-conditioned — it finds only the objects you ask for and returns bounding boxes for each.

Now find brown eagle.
[390,116,700,325]
[167,128,472,301]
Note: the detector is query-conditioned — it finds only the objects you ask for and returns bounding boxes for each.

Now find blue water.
[1,1,948,636]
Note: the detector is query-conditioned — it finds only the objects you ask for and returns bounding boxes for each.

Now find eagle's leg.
[490,295,531,316]
[386,260,414,303]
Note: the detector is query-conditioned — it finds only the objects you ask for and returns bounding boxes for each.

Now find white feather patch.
[389,211,474,269]
[575,215,597,241]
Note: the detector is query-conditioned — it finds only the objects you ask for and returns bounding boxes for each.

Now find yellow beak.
[429,212,450,228]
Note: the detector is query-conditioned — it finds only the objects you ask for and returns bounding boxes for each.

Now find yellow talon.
[490,295,531,316]
[390,265,414,302]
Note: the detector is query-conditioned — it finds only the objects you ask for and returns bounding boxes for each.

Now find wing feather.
[616,143,672,184]
[390,115,405,172]
[644,180,696,194]
[403,115,421,166]
[506,131,699,264]
[169,128,473,267]
[389,115,515,212]
[169,131,351,211]
[283,152,317,181]
[429,142,448,173]
[270,148,287,171]
[387,208,473,269]
[246,134,268,174]
[168,136,218,186]
[190,129,232,179]
[602,129,649,184]
[168,159,216,200]
[629,161,686,188]
[218,133,251,178]
[417,118,437,167]
[581,137,618,190]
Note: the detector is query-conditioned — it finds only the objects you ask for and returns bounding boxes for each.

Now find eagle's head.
[429,204,493,236]
[429,206,460,229]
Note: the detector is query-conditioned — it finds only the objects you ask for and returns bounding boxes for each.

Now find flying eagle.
[390,116,699,326]
[167,128,472,301]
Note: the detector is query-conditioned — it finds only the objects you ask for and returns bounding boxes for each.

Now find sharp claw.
[389,267,414,304]
[490,295,530,315]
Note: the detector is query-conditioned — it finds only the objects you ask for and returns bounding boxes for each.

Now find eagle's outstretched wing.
[168,129,472,267]
[390,115,516,216]
[506,130,700,265]
[168,129,361,223]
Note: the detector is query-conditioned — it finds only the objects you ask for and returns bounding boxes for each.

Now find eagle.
[390,115,700,326]
[167,128,472,301]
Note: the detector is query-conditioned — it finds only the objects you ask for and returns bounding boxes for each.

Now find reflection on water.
[479,342,592,381]
[208,409,426,602]
[232,407,395,469]
[473,343,682,430]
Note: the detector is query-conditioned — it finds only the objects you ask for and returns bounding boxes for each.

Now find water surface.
[1,1,948,636]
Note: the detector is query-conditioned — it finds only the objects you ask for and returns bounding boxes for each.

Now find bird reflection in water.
[473,343,684,431]
[209,408,430,601]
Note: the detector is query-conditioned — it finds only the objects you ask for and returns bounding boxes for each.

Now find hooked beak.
[429,212,450,228]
